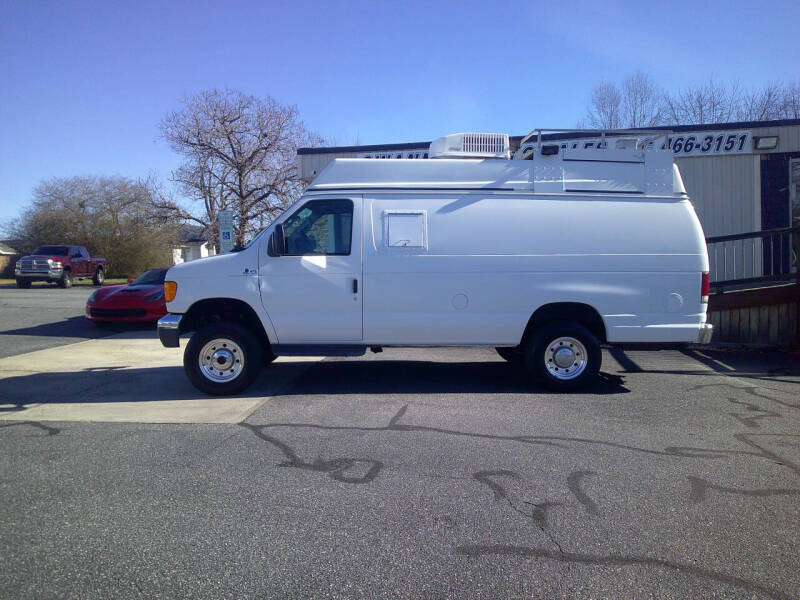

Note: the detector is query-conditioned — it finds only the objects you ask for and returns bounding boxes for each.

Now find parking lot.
[1,285,799,599]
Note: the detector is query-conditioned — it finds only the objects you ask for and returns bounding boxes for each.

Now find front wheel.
[58,270,72,288]
[16,279,31,289]
[495,346,524,366]
[184,322,263,395]
[524,321,601,391]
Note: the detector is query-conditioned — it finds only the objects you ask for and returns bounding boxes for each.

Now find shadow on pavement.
[0,316,157,341]
[273,359,630,396]
[0,359,629,408]
[683,348,800,377]
[607,347,800,382]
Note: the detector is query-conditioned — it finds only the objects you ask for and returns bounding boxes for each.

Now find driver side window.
[283,199,353,256]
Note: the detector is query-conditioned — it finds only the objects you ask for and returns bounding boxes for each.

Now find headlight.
[51,261,62,269]
[146,291,164,302]
[14,262,20,271]
[87,291,98,303]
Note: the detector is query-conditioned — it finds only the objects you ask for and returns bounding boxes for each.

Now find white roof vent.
[428,132,510,159]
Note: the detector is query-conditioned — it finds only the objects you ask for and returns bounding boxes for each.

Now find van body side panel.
[362,193,707,345]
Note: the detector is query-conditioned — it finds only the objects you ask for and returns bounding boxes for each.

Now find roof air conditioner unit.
[429,132,510,159]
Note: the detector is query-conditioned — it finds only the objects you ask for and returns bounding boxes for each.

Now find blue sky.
[1,0,798,222]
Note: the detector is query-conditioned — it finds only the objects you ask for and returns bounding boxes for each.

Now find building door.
[259,197,362,343]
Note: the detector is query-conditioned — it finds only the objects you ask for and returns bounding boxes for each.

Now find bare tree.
[157,89,321,249]
[737,82,785,121]
[782,80,800,119]
[584,81,622,129]
[664,78,742,125]
[582,72,664,129]
[5,176,180,277]
[582,73,800,128]
[621,71,665,127]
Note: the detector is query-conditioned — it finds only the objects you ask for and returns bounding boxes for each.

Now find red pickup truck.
[15,245,107,288]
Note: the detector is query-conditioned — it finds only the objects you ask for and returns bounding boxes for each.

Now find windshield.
[242,227,270,250]
[242,200,303,250]
[129,269,168,286]
[33,245,70,255]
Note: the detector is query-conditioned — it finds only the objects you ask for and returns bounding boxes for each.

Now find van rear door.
[259,196,362,343]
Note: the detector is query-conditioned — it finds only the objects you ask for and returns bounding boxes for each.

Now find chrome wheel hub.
[544,336,587,380]
[199,338,244,383]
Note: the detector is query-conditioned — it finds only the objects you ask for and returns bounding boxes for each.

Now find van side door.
[259,196,362,343]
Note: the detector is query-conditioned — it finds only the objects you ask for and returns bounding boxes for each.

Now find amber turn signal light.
[164,281,177,302]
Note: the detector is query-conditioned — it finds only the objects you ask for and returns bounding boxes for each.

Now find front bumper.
[86,304,165,323]
[15,269,63,281]
[697,323,713,344]
[157,314,182,347]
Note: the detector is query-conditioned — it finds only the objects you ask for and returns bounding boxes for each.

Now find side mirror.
[268,224,286,256]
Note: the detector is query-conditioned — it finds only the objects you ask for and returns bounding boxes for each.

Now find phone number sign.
[646,130,752,156]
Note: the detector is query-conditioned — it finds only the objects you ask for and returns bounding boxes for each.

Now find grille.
[90,308,147,318]
[461,133,508,155]
[18,259,50,271]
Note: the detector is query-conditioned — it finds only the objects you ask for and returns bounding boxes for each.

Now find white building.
[172,227,216,265]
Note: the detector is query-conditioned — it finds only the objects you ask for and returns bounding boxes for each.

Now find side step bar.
[272,345,367,357]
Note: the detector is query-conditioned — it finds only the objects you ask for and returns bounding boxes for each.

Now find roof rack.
[518,127,671,153]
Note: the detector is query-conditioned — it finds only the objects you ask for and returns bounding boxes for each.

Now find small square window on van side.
[387,211,426,247]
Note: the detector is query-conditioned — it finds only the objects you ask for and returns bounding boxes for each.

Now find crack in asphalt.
[687,475,800,503]
[239,421,383,484]
[0,420,60,435]
[250,403,776,463]
[473,470,565,554]
[566,470,599,515]
[455,544,792,600]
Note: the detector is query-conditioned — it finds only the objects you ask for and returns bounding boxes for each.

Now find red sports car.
[85,268,168,324]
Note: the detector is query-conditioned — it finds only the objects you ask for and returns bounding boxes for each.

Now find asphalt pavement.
[0,284,142,358]
[0,285,798,599]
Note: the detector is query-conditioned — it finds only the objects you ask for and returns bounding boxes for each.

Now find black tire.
[263,347,277,365]
[16,279,31,289]
[495,346,524,365]
[523,321,601,392]
[58,270,73,289]
[93,268,105,286]
[184,322,263,396]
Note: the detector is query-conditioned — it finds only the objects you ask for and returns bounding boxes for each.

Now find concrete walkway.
[0,331,320,423]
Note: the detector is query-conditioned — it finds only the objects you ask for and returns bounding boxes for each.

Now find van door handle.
[352,278,358,294]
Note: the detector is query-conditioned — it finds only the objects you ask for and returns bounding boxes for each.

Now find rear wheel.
[184,322,263,395]
[93,268,105,286]
[523,321,601,391]
[58,270,72,289]
[16,279,31,289]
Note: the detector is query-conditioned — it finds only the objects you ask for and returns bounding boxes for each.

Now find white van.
[158,132,712,395]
